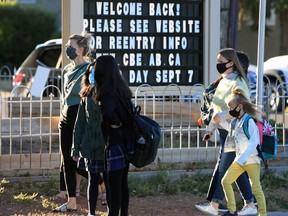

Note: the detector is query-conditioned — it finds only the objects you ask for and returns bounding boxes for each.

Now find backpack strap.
[243,115,253,139]
[243,115,268,174]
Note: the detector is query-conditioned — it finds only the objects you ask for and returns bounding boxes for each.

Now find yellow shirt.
[210,72,250,126]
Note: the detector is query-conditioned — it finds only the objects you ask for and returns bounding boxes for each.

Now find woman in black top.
[94,55,134,216]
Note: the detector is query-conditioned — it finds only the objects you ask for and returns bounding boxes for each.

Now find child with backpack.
[219,87,267,216]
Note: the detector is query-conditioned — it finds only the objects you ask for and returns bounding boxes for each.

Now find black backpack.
[129,106,161,168]
[117,95,161,168]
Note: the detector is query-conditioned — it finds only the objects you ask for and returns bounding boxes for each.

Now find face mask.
[229,105,241,118]
[216,61,231,74]
[65,46,77,60]
[89,68,95,85]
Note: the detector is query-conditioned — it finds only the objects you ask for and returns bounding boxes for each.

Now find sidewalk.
[268,212,288,216]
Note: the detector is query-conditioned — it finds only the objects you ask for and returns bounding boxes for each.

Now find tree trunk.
[228,0,239,48]
[221,0,239,49]
[279,10,288,55]
[220,0,230,48]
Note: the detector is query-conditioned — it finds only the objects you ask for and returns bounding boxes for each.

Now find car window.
[37,47,61,67]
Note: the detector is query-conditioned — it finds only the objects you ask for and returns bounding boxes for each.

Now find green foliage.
[129,170,288,211]
[129,172,211,197]
[0,5,57,67]
[178,174,210,195]
[261,169,288,189]
[129,171,180,196]
[1,170,288,211]
[34,178,61,196]
[271,0,288,12]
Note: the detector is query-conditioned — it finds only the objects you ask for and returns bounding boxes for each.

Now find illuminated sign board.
[84,0,203,86]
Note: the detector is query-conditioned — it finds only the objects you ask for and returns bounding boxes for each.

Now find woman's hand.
[73,156,79,162]
[203,132,212,141]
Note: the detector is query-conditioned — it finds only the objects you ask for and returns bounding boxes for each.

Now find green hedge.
[0,4,58,67]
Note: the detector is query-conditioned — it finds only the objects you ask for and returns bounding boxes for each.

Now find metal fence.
[0,66,287,173]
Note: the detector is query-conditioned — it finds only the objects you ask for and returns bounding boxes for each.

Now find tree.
[220,0,240,49]
[0,5,57,67]
[239,0,288,55]
[272,0,288,54]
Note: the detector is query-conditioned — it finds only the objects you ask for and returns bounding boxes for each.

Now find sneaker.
[218,204,228,212]
[195,202,218,216]
[237,205,258,215]
[222,211,238,216]
[195,200,210,206]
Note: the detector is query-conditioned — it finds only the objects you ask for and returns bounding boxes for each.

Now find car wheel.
[264,76,285,112]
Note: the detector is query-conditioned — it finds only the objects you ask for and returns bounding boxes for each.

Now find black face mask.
[216,61,231,74]
[66,46,78,60]
[229,105,241,118]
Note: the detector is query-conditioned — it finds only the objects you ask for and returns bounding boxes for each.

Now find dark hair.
[79,61,96,98]
[94,55,132,101]
[219,48,249,85]
[237,51,250,74]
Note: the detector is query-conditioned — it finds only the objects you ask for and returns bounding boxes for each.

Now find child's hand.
[213,114,221,124]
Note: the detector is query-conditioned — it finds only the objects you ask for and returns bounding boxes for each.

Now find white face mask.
[89,68,95,85]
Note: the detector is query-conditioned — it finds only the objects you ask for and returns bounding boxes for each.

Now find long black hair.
[94,55,132,101]
[79,61,96,98]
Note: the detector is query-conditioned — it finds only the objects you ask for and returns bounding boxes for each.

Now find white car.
[250,55,288,111]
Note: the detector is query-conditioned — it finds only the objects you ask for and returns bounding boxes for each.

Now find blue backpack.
[243,115,278,169]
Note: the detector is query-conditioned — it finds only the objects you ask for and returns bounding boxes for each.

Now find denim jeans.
[207,129,254,204]
[206,129,227,201]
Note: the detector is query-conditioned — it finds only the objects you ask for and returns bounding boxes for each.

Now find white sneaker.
[195,202,218,216]
[237,204,258,215]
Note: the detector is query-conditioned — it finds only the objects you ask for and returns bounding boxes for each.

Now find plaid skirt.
[77,157,104,174]
[105,141,134,172]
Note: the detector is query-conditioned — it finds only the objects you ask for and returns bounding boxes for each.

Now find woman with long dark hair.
[94,55,134,216]
[71,62,106,216]
[196,48,255,216]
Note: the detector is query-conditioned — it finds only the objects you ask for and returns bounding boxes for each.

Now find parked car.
[13,39,62,97]
[263,55,288,111]
[248,55,288,112]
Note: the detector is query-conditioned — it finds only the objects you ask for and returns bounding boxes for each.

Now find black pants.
[106,167,129,216]
[88,172,101,215]
[59,164,88,192]
[59,105,88,197]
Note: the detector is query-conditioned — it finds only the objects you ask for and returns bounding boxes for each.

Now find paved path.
[268,212,288,216]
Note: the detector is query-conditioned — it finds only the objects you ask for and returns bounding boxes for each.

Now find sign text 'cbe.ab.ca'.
[84,1,203,86]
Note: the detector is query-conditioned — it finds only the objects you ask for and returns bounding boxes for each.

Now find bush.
[0,4,57,67]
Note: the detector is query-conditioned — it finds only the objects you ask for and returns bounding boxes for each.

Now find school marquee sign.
[83,0,203,86]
